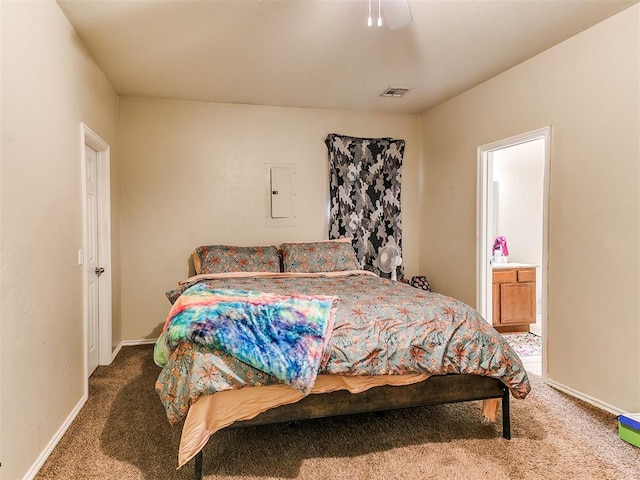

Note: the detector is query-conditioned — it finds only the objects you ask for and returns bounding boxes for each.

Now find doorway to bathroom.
[477,127,550,377]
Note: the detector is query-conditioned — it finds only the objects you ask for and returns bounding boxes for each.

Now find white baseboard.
[545,378,627,416]
[22,394,88,480]
[529,323,542,336]
[119,338,157,346]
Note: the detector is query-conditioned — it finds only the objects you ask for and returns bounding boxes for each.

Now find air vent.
[380,87,411,97]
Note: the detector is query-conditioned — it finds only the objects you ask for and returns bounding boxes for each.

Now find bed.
[154,242,531,480]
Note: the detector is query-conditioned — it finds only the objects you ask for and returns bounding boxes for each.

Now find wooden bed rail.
[192,375,511,480]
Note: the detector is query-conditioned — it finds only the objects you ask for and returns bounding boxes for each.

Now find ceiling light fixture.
[372,0,413,30]
[368,0,382,28]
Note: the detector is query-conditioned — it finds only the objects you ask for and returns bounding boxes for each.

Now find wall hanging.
[325,133,405,279]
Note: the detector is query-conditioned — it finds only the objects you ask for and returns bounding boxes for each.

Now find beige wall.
[119,98,420,340]
[493,139,545,267]
[0,1,119,478]
[420,5,640,412]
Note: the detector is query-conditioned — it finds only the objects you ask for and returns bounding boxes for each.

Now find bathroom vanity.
[492,263,536,333]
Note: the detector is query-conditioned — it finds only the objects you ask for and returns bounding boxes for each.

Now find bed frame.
[192,374,511,480]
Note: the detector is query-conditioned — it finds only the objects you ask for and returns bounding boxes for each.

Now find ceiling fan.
[369,0,413,30]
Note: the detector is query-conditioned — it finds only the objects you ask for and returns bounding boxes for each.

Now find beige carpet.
[35,345,640,480]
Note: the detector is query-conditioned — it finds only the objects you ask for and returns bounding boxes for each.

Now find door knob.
[95,267,105,276]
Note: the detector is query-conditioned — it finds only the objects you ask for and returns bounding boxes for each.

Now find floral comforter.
[156,271,530,424]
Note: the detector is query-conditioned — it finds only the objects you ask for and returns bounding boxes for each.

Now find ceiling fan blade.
[381,0,413,30]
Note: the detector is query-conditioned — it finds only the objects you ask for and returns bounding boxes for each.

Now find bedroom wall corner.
[418,4,640,412]
[111,97,123,355]
[0,1,119,478]
[117,98,420,341]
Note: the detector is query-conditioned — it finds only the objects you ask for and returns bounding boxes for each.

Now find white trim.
[21,394,88,480]
[81,123,113,383]
[111,342,124,362]
[119,339,157,346]
[546,379,628,416]
[476,126,551,381]
[476,146,491,320]
[529,319,542,337]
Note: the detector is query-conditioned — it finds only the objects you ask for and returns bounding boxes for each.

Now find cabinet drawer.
[517,269,536,283]
[493,270,517,283]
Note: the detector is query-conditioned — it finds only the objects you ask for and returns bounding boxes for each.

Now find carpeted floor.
[35,345,640,480]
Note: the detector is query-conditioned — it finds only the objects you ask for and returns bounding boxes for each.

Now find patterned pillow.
[195,245,281,274]
[280,241,359,273]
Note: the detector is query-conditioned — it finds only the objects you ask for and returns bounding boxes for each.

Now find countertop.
[492,262,537,269]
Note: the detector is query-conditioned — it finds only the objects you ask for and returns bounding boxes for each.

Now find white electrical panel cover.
[264,164,296,226]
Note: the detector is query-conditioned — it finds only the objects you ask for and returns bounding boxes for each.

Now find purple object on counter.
[493,236,509,256]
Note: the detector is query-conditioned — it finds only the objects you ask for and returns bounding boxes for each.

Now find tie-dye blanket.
[154,284,337,393]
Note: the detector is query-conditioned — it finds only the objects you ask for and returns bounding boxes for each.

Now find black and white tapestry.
[325,133,405,279]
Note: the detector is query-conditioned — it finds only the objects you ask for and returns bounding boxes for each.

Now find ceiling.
[57,0,638,114]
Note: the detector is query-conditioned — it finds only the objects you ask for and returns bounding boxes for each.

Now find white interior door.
[85,145,100,376]
[82,123,112,378]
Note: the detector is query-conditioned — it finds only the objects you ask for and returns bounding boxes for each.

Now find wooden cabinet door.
[492,283,501,325]
[500,282,535,324]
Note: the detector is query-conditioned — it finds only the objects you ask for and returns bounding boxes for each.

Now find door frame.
[476,126,551,377]
[81,123,113,382]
